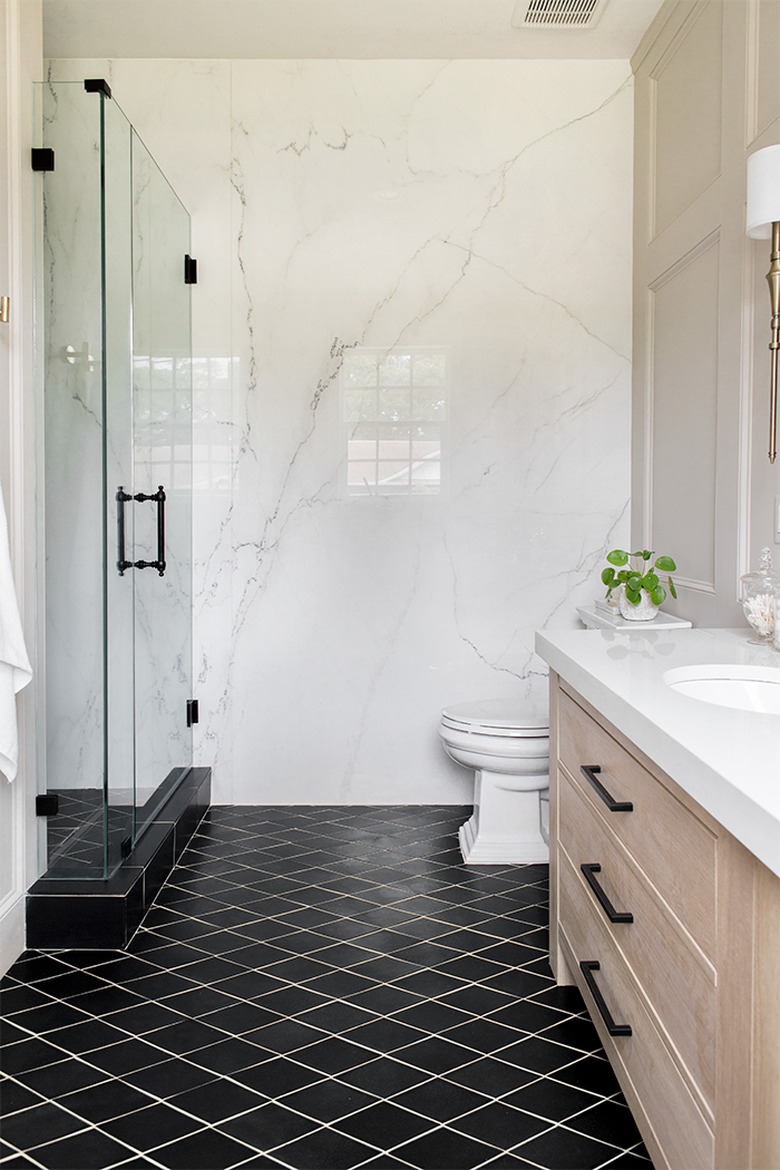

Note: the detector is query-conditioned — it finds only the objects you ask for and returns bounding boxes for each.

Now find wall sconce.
[746,143,780,464]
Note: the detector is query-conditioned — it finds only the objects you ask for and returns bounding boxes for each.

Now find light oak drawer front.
[559,850,715,1170]
[558,687,717,959]
[559,768,716,1110]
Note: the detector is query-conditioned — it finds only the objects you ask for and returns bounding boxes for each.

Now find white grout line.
[3,812,644,1170]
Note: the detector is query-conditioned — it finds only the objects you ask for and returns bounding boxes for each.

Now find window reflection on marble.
[133,353,191,491]
[191,355,235,493]
[133,353,236,494]
[342,347,446,495]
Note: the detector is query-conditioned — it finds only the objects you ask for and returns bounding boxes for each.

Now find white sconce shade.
[746,144,780,239]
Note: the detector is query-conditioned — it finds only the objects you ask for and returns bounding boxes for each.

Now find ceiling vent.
[515,0,606,28]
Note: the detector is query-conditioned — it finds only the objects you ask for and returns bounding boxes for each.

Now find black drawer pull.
[581,864,634,924]
[579,960,632,1037]
[580,765,633,812]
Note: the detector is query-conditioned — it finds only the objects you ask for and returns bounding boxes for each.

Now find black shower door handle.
[133,487,166,576]
[116,486,133,574]
[116,485,166,577]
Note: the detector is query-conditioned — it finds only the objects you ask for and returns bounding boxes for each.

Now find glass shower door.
[37,81,193,879]
[38,82,136,877]
[130,129,193,832]
[102,88,137,869]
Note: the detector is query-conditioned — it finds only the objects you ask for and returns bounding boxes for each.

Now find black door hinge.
[31,148,55,172]
[184,255,198,285]
[187,699,199,727]
[84,78,112,98]
[36,793,59,817]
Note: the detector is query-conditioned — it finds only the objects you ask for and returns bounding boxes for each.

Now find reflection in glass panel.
[411,458,440,491]
[343,351,378,386]
[342,347,447,496]
[343,388,377,422]
[378,352,411,385]
[193,355,236,493]
[412,351,446,386]
[378,388,412,420]
[348,460,379,488]
[378,463,412,489]
[414,390,446,420]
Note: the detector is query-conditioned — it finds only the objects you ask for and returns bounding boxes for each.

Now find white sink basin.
[663,664,780,714]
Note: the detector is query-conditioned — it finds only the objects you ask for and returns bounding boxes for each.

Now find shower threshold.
[44,770,192,878]
[26,767,211,950]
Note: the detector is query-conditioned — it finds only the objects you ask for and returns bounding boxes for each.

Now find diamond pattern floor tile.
[1,805,651,1169]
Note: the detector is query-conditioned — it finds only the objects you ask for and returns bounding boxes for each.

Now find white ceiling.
[43,0,667,60]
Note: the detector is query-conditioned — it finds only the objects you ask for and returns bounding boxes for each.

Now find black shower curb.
[25,767,211,950]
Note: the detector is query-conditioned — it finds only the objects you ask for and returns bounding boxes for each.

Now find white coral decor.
[744,592,775,637]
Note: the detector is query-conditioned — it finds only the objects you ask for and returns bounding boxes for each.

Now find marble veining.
[47,58,633,805]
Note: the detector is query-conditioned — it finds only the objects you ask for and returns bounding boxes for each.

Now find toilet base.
[457,773,549,865]
[458,813,549,864]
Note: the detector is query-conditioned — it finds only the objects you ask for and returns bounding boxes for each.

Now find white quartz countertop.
[535,627,780,879]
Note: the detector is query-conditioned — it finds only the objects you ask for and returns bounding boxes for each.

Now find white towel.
[0,481,32,782]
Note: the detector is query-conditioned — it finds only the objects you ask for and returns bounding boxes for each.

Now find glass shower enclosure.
[36,81,194,880]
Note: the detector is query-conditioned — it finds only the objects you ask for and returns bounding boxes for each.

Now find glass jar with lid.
[741,547,780,644]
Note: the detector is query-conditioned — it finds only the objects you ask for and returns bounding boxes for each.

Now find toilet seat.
[441,697,548,738]
[439,695,550,864]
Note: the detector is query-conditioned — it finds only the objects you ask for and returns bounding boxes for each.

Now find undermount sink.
[663,664,780,714]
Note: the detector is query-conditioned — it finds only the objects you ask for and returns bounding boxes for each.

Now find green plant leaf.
[649,584,666,605]
[669,579,677,600]
[654,556,676,572]
[601,567,615,586]
[624,590,640,605]
[642,550,653,560]
[607,549,628,566]
[641,572,659,591]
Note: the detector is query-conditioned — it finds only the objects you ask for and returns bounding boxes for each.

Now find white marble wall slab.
[48,58,632,805]
[227,60,632,804]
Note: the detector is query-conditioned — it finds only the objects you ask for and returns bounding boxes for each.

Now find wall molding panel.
[649,0,723,240]
[746,0,780,148]
[633,0,779,627]
[649,232,720,592]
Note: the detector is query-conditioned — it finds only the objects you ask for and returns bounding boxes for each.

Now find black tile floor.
[43,790,126,875]
[1,806,653,1170]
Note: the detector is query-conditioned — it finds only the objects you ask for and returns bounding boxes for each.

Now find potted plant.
[601,549,678,622]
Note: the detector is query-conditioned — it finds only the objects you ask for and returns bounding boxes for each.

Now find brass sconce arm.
[768,220,780,464]
[746,144,780,464]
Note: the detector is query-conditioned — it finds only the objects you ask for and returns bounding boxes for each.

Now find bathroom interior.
[1,0,779,1167]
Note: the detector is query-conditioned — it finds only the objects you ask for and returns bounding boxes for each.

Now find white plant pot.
[618,589,659,622]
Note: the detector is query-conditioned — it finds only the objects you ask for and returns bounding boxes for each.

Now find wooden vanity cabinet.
[549,672,780,1170]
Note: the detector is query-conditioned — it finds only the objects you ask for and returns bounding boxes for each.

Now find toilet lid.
[441,697,549,737]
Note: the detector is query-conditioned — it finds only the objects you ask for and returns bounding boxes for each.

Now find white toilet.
[439,697,550,865]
